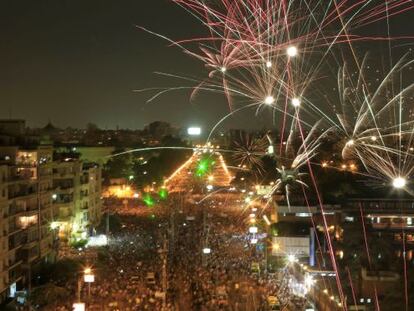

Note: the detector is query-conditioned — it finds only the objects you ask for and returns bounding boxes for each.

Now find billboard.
[187,127,201,136]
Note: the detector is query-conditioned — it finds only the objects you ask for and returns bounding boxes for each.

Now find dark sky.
[0,1,413,130]
[0,0,234,130]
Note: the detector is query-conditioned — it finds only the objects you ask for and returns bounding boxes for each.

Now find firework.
[325,54,414,192]
[232,133,268,172]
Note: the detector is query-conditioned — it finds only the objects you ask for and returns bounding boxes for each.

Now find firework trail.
[138,0,414,308]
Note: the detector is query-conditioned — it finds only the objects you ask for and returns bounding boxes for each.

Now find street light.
[202,247,211,254]
[272,242,280,251]
[287,254,297,263]
[72,302,85,311]
[83,268,95,302]
[249,226,258,234]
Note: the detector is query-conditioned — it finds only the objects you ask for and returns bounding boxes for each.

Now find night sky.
[1,1,413,130]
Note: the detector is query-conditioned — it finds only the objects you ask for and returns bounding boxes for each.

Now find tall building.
[0,145,56,304]
[0,120,103,304]
[0,165,10,303]
[52,158,102,243]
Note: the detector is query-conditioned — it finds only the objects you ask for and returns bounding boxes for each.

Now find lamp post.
[83,268,95,301]
[72,302,86,311]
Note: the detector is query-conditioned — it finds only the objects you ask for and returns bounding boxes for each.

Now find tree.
[104,150,134,180]
[30,283,69,307]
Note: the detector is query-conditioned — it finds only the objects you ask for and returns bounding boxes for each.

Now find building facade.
[0,146,56,303]
[0,145,103,304]
[52,159,102,243]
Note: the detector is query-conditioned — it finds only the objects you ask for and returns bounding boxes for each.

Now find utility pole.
[105,210,109,235]
[162,235,168,310]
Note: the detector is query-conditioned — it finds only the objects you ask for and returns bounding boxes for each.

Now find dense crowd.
[46,198,312,310]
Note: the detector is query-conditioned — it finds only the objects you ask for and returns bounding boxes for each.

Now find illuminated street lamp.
[202,247,211,254]
[83,268,95,300]
[72,303,85,311]
[272,242,280,251]
[249,226,258,234]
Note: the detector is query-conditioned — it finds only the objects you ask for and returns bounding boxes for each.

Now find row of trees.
[104,135,192,188]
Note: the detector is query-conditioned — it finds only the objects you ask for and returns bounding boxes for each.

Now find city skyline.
[1,1,414,130]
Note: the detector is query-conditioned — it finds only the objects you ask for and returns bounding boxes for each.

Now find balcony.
[8,268,23,284]
[9,205,26,216]
[57,187,74,194]
[8,223,22,236]
[53,172,75,179]
[8,241,23,252]
[8,258,23,270]
[8,189,37,199]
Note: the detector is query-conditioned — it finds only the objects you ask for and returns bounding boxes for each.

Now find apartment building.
[52,158,102,242]
[0,145,56,304]
[0,165,9,303]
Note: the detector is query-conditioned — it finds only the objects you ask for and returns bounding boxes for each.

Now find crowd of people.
[46,195,312,310]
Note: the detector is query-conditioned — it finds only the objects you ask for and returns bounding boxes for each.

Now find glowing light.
[287,46,298,57]
[263,215,271,226]
[208,175,214,182]
[264,95,275,105]
[158,188,168,200]
[52,194,57,200]
[84,274,95,283]
[250,238,258,244]
[73,303,85,311]
[304,275,315,288]
[249,226,258,234]
[206,184,213,191]
[346,139,354,146]
[291,98,301,107]
[287,254,297,263]
[392,176,407,189]
[84,268,92,274]
[371,136,377,141]
[266,61,272,68]
[220,66,226,73]
[50,222,59,230]
[196,158,212,177]
[202,247,211,254]
[143,194,155,207]
[187,127,202,136]
[87,235,108,247]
